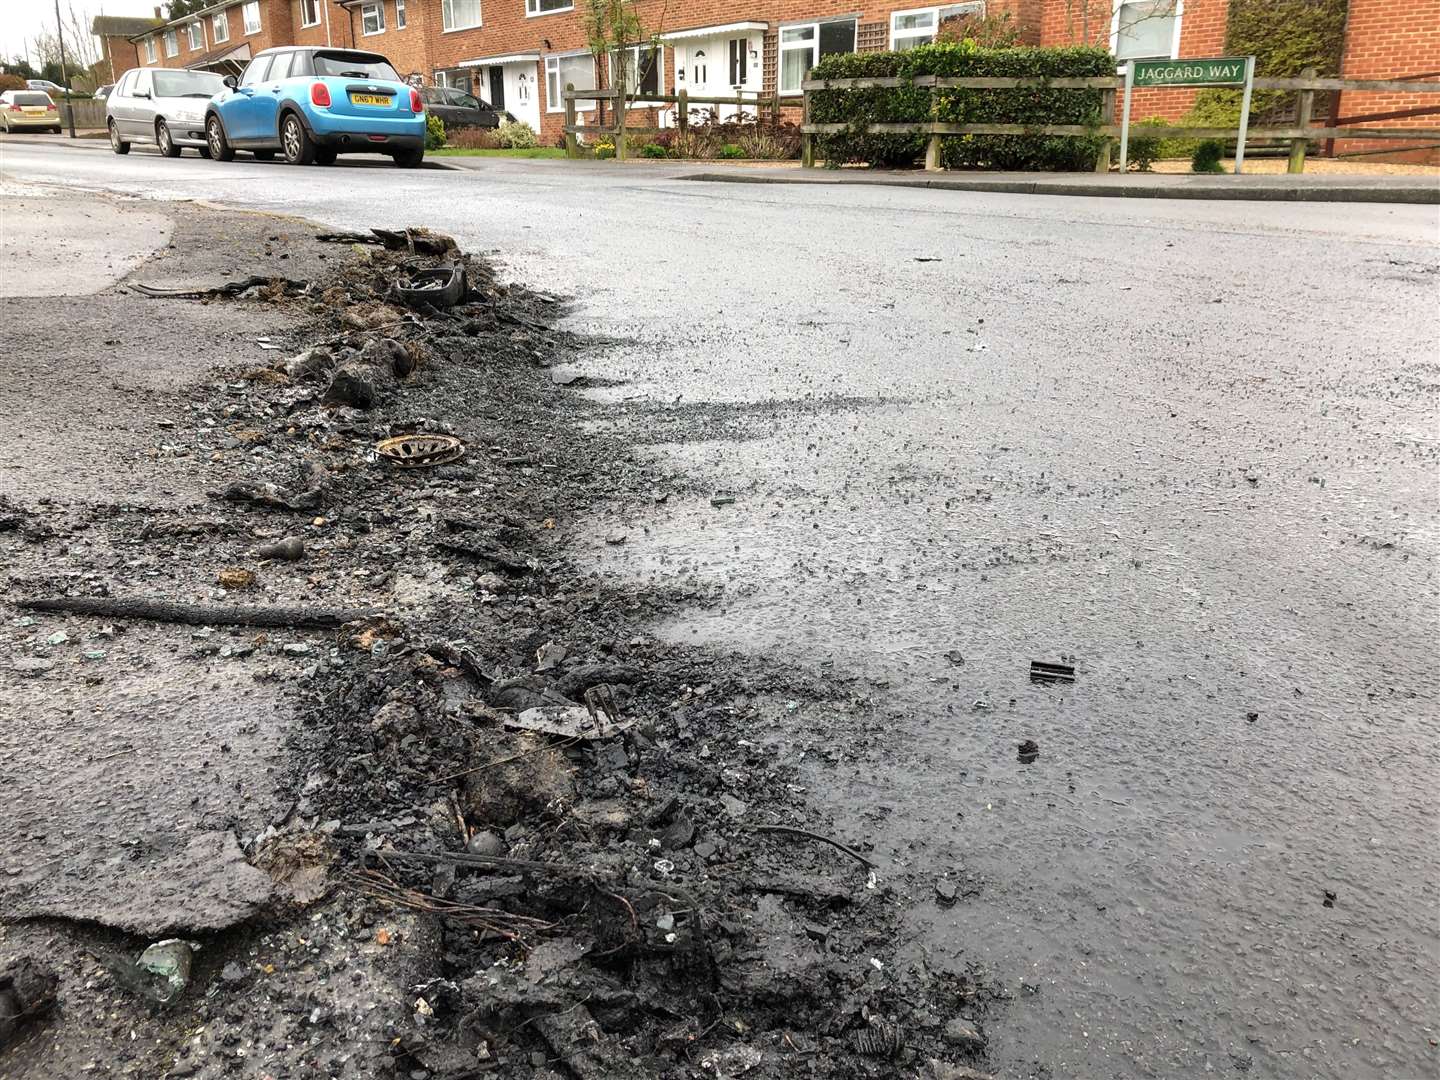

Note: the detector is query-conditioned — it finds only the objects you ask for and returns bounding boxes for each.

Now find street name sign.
[1133,57,1248,87]
[1119,55,1256,174]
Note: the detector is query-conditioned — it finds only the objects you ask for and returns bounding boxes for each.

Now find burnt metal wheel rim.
[157,121,171,153]
[207,118,222,156]
[282,117,302,161]
[375,434,465,469]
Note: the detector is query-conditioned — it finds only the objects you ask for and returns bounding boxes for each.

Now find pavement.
[2,134,1438,1080]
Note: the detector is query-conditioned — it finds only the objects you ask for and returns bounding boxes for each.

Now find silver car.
[107,67,227,157]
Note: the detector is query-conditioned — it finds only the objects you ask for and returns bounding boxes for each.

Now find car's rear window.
[153,70,225,98]
[312,51,400,81]
[13,92,52,105]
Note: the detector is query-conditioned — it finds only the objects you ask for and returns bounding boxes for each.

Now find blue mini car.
[205,47,425,168]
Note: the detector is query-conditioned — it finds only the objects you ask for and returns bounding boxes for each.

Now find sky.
[1,0,160,66]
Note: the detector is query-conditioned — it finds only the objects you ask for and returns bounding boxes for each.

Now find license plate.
[22,108,45,114]
[349,93,391,107]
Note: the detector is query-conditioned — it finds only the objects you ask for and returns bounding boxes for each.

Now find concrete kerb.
[678,170,1440,205]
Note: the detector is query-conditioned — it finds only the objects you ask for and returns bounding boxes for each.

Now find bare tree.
[1061,0,1180,50]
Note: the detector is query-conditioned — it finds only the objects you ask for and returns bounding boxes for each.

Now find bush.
[717,143,745,159]
[594,138,615,159]
[425,114,446,150]
[639,142,666,158]
[1192,140,1225,173]
[809,42,1114,171]
[0,74,25,93]
[495,120,539,149]
[1126,116,1168,171]
[447,126,503,150]
[662,110,802,161]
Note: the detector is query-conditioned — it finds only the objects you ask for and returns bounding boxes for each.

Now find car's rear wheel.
[198,143,212,159]
[280,113,315,165]
[108,119,130,155]
[206,115,234,161]
[315,147,337,166]
[156,119,180,158]
[392,147,424,169]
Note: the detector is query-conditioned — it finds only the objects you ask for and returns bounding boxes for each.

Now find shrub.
[1192,140,1225,173]
[448,127,502,149]
[717,143,745,159]
[662,109,802,161]
[594,137,615,159]
[0,74,25,93]
[809,42,1114,171]
[425,114,446,150]
[1126,116,1168,171]
[639,142,667,158]
[495,120,538,149]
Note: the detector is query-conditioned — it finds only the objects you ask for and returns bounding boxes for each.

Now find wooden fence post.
[1095,86,1116,172]
[677,88,688,135]
[1288,66,1317,174]
[564,83,579,158]
[924,82,941,171]
[801,87,814,167]
[613,63,627,161]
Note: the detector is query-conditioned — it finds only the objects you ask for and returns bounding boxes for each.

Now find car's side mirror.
[223,75,238,89]
[135,90,151,99]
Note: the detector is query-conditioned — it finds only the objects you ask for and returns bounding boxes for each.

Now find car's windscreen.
[312,52,400,81]
[152,70,226,98]
[13,92,52,105]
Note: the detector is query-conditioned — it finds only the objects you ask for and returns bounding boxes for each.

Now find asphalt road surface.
[3,135,1438,1079]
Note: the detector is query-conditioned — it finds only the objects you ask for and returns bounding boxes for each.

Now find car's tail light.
[46,103,57,112]
[410,88,422,113]
[7,105,20,112]
[310,82,331,107]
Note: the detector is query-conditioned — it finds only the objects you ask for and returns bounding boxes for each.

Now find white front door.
[678,34,761,121]
[503,62,541,131]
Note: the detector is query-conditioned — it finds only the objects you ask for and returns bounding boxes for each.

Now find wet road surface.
[3,135,1438,1078]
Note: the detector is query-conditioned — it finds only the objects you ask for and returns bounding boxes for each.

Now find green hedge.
[809,42,1115,170]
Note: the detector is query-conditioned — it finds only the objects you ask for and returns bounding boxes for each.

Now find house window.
[212,11,229,42]
[242,1,262,34]
[890,3,985,49]
[361,2,386,34]
[527,0,572,16]
[779,18,855,95]
[163,28,178,57]
[1112,0,1180,61]
[442,0,481,30]
[516,72,531,103]
[610,44,661,98]
[728,38,748,86]
[144,36,157,63]
[185,20,203,49]
[396,0,407,28]
[299,0,320,28]
[692,49,705,84]
[545,52,595,112]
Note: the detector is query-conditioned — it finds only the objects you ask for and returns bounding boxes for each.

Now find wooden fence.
[562,84,781,160]
[797,70,1440,173]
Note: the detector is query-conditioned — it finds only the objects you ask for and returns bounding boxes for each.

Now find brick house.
[92,14,165,83]
[112,0,1436,158]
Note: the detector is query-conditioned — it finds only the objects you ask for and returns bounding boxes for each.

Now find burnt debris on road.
[0,218,999,1079]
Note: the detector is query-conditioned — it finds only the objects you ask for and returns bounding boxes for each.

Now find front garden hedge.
[809,42,1115,171]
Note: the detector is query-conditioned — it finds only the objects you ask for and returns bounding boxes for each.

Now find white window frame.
[242,1,262,35]
[526,0,573,18]
[545,51,596,113]
[442,0,482,31]
[298,0,320,29]
[396,0,407,28]
[778,17,856,97]
[608,44,664,100]
[1110,0,1183,62]
[144,36,158,63]
[185,20,203,50]
[163,28,179,57]
[889,3,985,50]
[361,2,386,35]
[211,11,229,42]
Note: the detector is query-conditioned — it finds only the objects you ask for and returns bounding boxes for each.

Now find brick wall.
[341,0,434,75]
[99,34,143,82]
[1333,0,1440,163]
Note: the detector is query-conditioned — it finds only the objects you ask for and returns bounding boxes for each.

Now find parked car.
[0,90,61,134]
[26,78,69,96]
[205,47,425,167]
[419,86,511,130]
[107,67,227,157]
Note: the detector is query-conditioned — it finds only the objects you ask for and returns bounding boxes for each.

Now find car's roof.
[255,46,387,58]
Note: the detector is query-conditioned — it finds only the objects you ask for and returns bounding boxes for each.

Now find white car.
[106,66,227,157]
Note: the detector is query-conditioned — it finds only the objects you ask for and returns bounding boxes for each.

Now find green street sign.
[1133,57,1248,87]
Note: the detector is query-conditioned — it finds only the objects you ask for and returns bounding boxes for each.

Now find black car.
[420,87,511,130]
